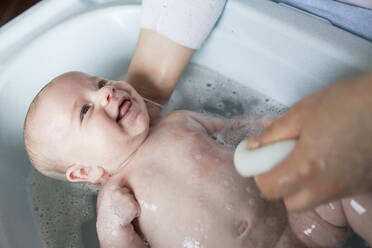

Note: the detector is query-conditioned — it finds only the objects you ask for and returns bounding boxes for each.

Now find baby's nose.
[99,85,115,107]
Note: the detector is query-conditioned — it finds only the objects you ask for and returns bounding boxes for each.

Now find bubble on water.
[163,64,287,123]
[28,168,98,247]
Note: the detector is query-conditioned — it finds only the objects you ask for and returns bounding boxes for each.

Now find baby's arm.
[96,185,145,248]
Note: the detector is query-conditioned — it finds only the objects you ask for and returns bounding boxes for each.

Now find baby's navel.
[235,219,249,238]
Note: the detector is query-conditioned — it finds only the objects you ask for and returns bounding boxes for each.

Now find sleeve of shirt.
[140,0,227,49]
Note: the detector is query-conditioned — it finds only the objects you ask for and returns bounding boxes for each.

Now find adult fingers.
[246,110,301,149]
[254,141,317,200]
[255,116,275,129]
[283,182,342,212]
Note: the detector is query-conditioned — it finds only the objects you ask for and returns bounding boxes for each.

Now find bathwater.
[28,63,368,247]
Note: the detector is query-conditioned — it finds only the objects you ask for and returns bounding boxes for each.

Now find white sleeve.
[140,0,226,49]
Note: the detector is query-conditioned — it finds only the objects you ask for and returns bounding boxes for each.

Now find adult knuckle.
[297,159,321,180]
[255,176,278,199]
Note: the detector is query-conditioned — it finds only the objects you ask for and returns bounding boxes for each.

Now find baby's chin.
[133,114,150,136]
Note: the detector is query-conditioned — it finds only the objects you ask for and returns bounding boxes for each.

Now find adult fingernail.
[246,137,260,149]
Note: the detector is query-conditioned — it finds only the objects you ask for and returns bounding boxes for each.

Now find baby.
[24,71,372,248]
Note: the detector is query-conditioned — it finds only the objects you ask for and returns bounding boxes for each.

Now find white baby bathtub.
[0,0,372,247]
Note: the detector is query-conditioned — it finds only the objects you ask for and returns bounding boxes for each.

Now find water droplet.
[350,199,366,215]
[328,202,335,210]
[195,154,202,160]
[225,203,233,211]
[303,223,316,236]
[245,187,253,194]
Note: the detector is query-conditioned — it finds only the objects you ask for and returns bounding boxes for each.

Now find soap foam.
[28,168,99,247]
[164,64,287,148]
[164,64,287,120]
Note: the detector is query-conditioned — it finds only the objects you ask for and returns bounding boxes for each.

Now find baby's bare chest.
[130,125,288,247]
[162,122,233,168]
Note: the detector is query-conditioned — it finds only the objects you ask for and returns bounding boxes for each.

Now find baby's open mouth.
[116,97,132,123]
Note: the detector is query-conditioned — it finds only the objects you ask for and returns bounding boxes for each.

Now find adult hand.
[246,72,372,211]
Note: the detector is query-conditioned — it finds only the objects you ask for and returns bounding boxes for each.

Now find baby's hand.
[97,185,144,248]
[97,186,140,229]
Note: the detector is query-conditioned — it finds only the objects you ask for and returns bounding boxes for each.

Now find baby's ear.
[65,164,106,184]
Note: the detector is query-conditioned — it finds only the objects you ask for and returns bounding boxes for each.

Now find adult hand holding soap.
[234,139,297,177]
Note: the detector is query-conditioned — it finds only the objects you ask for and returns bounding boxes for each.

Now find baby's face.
[36,72,150,175]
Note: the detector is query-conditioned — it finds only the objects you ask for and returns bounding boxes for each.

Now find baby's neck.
[109,130,155,183]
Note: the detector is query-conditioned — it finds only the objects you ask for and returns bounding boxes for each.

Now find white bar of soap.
[234,139,297,177]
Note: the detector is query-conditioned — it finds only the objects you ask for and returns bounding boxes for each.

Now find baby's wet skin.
[25,72,372,247]
[97,111,367,248]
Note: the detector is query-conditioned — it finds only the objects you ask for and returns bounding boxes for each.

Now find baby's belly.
[131,156,288,248]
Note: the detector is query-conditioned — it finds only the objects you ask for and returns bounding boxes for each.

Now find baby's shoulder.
[160,110,195,123]
[156,110,206,134]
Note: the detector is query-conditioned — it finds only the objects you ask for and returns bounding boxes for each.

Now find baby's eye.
[98,80,107,89]
[81,105,91,120]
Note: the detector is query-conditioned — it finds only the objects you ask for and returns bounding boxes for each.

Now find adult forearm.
[126,29,194,104]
